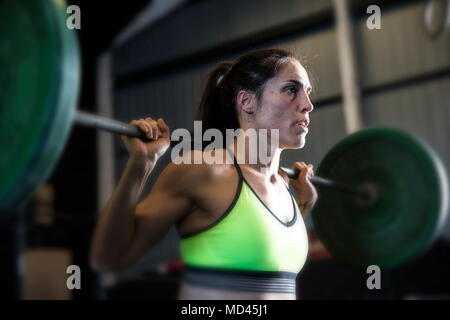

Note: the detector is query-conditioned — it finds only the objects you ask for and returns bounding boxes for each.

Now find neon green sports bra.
[179,155,309,275]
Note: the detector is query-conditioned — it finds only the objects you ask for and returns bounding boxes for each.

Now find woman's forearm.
[89,156,157,270]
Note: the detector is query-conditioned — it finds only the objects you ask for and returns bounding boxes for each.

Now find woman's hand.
[289,162,318,217]
[122,117,171,162]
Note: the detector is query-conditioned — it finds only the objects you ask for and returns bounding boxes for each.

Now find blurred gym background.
[1,0,449,299]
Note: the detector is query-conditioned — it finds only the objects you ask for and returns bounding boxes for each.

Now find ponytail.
[196,61,240,135]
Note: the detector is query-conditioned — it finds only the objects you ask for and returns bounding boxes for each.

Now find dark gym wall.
[109,0,450,297]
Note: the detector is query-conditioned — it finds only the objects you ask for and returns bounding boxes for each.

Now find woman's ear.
[236,90,255,114]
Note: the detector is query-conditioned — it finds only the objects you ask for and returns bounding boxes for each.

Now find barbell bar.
[75,111,374,202]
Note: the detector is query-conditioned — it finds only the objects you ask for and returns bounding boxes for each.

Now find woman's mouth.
[293,119,309,132]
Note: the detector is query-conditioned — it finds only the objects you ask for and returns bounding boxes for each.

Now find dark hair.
[196,48,297,135]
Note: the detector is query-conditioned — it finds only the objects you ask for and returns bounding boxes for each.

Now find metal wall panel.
[355,2,450,88]
[113,0,332,75]
[363,79,450,166]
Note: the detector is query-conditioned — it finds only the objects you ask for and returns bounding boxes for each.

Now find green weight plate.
[0,0,80,214]
[312,127,449,268]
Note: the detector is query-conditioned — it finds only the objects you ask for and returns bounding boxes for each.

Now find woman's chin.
[280,137,306,149]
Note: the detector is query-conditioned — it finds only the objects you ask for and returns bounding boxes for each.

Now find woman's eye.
[286,87,297,95]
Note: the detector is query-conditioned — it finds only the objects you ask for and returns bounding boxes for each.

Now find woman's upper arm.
[118,161,197,267]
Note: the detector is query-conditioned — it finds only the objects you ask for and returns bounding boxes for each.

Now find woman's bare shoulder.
[162,148,233,190]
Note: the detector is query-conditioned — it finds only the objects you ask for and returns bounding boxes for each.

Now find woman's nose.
[300,94,314,113]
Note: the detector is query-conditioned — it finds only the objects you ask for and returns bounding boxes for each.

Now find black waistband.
[184,266,297,294]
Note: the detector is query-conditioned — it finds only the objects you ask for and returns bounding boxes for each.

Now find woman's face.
[250,59,314,149]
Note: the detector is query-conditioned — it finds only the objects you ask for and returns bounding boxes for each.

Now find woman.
[90,48,317,300]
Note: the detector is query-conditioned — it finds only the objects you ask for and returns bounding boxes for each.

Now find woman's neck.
[230,133,282,181]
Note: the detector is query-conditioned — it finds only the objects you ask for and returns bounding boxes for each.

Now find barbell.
[74,111,374,200]
[1,0,449,269]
